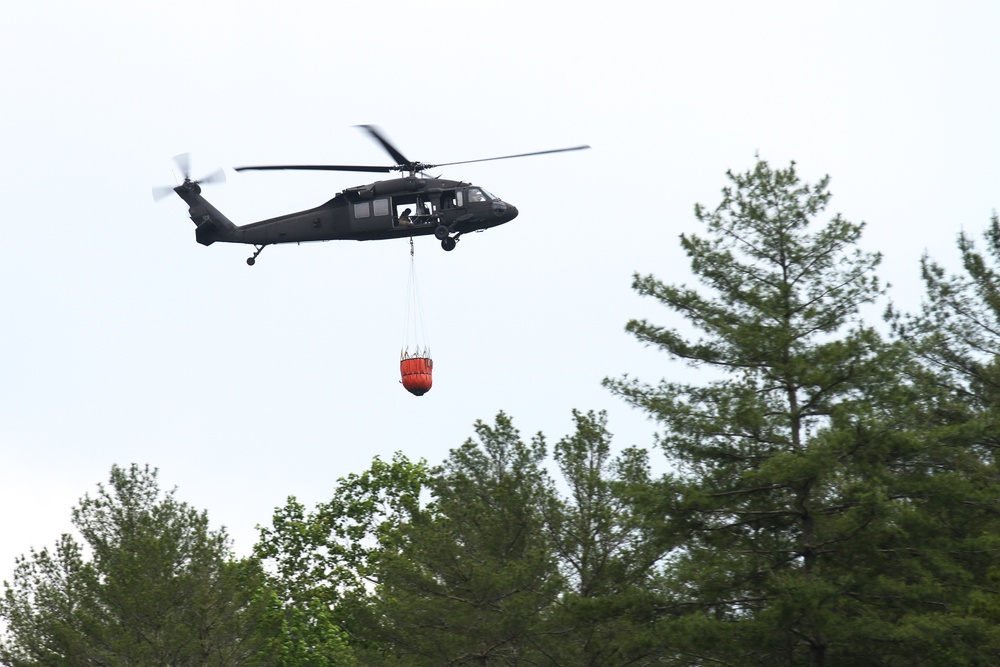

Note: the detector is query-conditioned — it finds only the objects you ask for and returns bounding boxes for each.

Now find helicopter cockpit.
[467,187,496,202]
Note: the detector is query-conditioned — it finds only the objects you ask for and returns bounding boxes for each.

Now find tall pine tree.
[1,464,274,667]
[890,215,1000,661]
[606,160,987,665]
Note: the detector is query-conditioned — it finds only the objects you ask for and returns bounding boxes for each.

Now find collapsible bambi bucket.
[400,356,433,396]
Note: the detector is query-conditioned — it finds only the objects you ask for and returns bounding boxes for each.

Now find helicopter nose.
[494,201,518,221]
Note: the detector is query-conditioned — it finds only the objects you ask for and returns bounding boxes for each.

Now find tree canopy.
[256,411,669,666]
[0,464,276,667]
[6,160,1000,667]
[604,160,1000,665]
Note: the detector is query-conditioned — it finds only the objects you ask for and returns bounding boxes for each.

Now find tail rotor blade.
[173,153,192,180]
[152,185,176,201]
[198,168,226,186]
[153,155,225,203]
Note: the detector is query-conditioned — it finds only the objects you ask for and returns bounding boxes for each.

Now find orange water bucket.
[400,356,433,396]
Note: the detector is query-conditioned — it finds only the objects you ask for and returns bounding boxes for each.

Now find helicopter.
[154,125,589,265]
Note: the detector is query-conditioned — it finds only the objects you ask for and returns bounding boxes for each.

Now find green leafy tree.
[254,594,356,667]
[255,452,428,665]
[0,464,275,667]
[606,160,992,665]
[258,413,673,666]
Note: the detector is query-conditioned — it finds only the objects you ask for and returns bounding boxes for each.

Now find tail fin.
[173,182,237,246]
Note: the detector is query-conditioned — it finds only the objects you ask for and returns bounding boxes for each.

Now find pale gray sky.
[2,1,998,573]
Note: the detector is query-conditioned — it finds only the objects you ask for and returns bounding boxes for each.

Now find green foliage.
[891,213,1000,424]
[362,413,560,665]
[257,413,672,666]
[254,452,428,666]
[888,213,1000,662]
[13,161,1000,666]
[543,410,667,665]
[0,464,274,667]
[256,452,429,606]
[606,159,998,665]
[255,592,356,667]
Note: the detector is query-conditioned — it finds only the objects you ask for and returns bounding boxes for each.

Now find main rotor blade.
[234,164,396,174]
[355,124,410,166]
[429,145,591,169]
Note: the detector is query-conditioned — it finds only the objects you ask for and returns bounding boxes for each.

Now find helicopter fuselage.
[159,125,587,264]
[175,175,518,260]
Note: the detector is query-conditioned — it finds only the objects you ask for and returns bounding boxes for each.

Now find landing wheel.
[441,237,457,251]
[434,225,450,241]
[247,244,266,266]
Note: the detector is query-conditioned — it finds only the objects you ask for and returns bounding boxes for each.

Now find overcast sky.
[2,1,998,574]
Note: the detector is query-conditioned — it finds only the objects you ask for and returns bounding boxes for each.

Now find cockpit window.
[467,187,494,203]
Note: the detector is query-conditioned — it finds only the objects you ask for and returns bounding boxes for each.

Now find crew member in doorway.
[398,208,413,226]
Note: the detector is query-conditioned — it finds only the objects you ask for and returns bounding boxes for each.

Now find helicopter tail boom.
[173,182,237,246]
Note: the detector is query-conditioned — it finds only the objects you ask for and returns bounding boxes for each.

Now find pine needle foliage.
[606,160,995,666]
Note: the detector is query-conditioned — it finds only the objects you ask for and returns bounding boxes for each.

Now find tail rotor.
[152,153,226,201]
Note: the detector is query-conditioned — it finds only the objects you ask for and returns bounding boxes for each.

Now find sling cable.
[400,237,433,396]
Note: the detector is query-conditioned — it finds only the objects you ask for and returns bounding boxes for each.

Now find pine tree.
[543,410,668,666]
[258,414,673,666]
[1,464,274,667]
[361,413,561,665]
[890,214,1000,661]
[605,160,986,665]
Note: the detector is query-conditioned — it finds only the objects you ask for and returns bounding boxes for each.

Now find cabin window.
[354,202,370,219]
[391,195,437,226]
[373,198,390,216]
[441,190,458,210]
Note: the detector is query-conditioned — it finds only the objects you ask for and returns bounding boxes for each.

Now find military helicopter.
[154,125,589,265]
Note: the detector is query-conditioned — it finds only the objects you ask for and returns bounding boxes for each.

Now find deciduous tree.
[257,413,672,666]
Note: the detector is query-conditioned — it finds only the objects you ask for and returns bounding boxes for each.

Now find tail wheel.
[247,245,266,266]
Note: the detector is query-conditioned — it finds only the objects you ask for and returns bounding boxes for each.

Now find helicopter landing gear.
[247,244,267,266]
[435,224,459,251]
